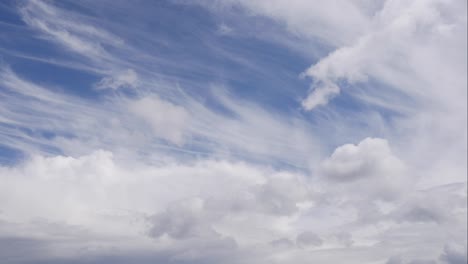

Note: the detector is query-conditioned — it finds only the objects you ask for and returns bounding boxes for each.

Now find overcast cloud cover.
[0,0,466,263]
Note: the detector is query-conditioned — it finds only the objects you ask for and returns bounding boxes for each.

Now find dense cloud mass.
[0,0,466,263]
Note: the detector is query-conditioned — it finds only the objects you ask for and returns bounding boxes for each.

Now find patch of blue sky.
[0,144,24,165]
[0,1,22,25]
[0,0,394,167]
[7,59,102,99]
[2,0,314,112]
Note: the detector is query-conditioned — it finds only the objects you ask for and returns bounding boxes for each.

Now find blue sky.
[0,0,466,263]
[1,0,313,104]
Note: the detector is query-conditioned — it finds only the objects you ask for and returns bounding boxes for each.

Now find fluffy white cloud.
[0,141,465,262]
[320,137,407,201]
[321,138,403,181]
[301,0,467,111]
[0,150,314,262]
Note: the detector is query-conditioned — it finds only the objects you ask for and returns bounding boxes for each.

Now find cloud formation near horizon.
[0,0,466,263]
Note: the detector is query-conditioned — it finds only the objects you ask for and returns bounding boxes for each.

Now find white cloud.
[301,81,340,110]
[128,96,189,145]
[148,198,218,240]
[0,66,319,169]
[321,138,403,182]
[95,69,139,90]
[0,150,313,262]
[207,0,373,46]
[320,138,407,201]
[300,0,467,110]
[19,0,123,60]
[0,142,465,262]
[218,0,465,115]
[0,72,463,263]
[0,0,466,263]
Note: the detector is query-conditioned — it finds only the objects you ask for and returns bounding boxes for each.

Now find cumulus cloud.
[392,183,467,224]
[321,137,404,182]
[320,138,408,201]
[299,0,467,110]
[0,142,464,262]
[0,151,315,263]
[250,173,312,215]
[148,198,217,240]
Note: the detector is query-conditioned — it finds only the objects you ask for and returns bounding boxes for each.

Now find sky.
[0,0,466,263]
